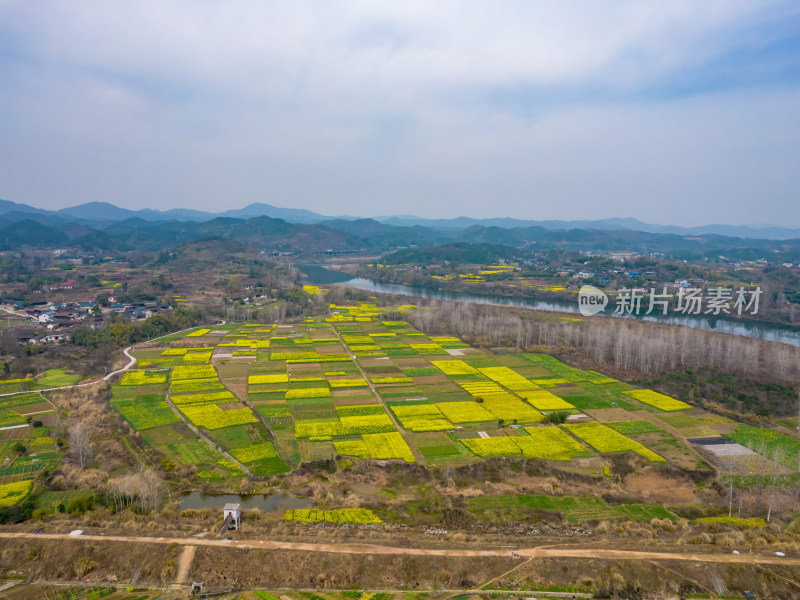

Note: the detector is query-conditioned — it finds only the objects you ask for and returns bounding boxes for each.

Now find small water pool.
[179,491,312,512]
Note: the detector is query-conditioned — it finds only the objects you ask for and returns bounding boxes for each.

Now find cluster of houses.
[4,298,174,345]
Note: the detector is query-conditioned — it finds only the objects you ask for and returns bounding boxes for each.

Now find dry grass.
[624,470,697,503]
[0,539,182,585]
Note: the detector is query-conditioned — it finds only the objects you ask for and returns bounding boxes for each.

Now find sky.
[1,1,799,226]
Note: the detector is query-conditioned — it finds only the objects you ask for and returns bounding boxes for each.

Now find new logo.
[578,285,608,316]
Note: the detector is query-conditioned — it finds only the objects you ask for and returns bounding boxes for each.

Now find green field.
[724,423,800,466]
[606,420,663,435]
[467,493,676,522]
[35,489,94,513]
[32,368,80,389]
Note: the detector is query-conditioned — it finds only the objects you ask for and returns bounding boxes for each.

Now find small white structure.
[223,503,241,531]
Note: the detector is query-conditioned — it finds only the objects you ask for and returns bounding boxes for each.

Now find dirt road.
[174,545,196,584]
[0,346,136,399]
[0,319,226,400]
[0,531,796,566]
[0,305,29,319]
[103,346,137,381]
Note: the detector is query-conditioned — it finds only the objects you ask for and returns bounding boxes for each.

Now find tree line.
[402,298,800,391]
[70,306,208,350]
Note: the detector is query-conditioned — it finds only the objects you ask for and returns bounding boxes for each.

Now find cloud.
[0,1,798,224]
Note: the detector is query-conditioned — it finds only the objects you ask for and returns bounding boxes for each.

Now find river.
[299,264,800,347]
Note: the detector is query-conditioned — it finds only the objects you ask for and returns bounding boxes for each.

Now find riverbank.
[299,264,800,347]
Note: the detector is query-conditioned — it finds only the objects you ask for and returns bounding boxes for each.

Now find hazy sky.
[1,1,799,225]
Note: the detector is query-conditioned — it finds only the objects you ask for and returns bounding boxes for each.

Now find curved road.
[0,320,227,399]
[0,531,797,567]
[0,346,137,399]
[0,305,29,318]
[103,346,137,381]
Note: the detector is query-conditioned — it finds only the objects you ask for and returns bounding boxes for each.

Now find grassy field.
[35,489,94,513]
[467,492,676,522]
[32,368,81,389]
[724,423,800,467]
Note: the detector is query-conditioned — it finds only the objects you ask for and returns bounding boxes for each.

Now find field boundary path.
[1,531,799,567]
[328,320,423,461]
[103,346,137,381]
[174,544,196,584]
[0,319,228,399]
[239,393,292,467]
[163,385,255,477]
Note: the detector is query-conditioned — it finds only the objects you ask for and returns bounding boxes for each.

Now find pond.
[179,491,312,512]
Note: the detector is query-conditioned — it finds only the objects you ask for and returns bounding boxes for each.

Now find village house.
[36,331,70,343]
[42,279,76,291]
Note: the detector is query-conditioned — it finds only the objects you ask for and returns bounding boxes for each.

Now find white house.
[223,503,240,531]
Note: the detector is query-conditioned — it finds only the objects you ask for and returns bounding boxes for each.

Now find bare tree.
[791,449,800,514]
[736,458,747,517]
[767,448,785,522]
[139,467,164,511]
[723,458,736,517]
[402,296,800,387]
[107,467,164,512]
[69,422,91,468]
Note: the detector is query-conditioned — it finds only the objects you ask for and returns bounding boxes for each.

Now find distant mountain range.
[0,199,332,227]
[1,199,800,261]
[1,197,799,240]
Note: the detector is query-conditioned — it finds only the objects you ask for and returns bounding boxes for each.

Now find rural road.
[174,545,196,584]
[0,346,137,399]
[103,346,137,381]
[0,531,797,567]
[0,319,227,399]
[0,305,29,319]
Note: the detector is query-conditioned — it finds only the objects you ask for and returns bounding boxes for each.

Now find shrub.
[696,516,765,529]
[545,410,569,424]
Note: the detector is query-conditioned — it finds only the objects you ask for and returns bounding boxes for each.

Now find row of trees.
[405,299,800,386]
[719,444,800,523]
[70,306,207,350]
[106,467,164,513]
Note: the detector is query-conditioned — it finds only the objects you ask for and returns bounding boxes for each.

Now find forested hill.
[2,212,800,261]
